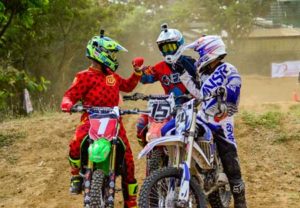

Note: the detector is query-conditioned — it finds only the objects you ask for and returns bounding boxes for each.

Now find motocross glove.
[132,57,144,73]
[61,98,73,112]
[214,103,228,122]
[173,59,186,75]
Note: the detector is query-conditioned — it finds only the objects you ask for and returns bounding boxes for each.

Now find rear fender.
[138,135,184,159]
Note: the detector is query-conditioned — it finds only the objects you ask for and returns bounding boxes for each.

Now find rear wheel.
[90,170,106,208]
[139,167,207,208]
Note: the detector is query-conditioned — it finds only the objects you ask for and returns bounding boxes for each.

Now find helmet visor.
[159,42,178,56]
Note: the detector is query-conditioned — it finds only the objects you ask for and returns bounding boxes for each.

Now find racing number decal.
[150,103,170,119]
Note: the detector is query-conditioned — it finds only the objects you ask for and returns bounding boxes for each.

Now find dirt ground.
[0,75,299,208]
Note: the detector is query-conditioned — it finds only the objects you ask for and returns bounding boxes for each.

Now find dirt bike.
[123,93,175,175]
[138,89,231,208]
[71,105,141,208]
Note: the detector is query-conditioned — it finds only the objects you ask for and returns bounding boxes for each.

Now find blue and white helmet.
[186,35,226,70]
[156,23,184,64]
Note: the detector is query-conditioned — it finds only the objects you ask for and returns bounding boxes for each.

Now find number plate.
[148,99,172,120]
[175,99,194,134]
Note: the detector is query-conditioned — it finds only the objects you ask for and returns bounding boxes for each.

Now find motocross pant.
[68,117,136,184]
[161,118,247,208]
[214,129,247,208]
[136,114,148,147]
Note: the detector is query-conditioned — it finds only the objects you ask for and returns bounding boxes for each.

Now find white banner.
[271,61,300,78]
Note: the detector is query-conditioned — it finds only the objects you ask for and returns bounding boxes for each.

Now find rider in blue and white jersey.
[162,35,247,208]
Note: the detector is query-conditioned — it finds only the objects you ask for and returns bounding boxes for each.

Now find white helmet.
[156,23,184,64]
[186,35,226,70]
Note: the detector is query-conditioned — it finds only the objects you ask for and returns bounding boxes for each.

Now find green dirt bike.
[71,105,140,208]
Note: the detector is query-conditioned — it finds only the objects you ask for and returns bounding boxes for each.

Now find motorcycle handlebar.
[70,105,149,115]
[123,93,170,101]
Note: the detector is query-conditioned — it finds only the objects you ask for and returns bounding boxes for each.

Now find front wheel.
[89,170,106,208]
[139,167,207,208]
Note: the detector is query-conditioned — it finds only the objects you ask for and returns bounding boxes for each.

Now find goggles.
[159,42,179,56]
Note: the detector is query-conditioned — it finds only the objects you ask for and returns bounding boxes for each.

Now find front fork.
[107,137,117,208]
[83,160,93,206]
[83,138,118,207]
[178,108,198,204]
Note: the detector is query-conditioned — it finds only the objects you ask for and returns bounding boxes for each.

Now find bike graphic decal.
[175,99,194,135]
[89,118,118,141]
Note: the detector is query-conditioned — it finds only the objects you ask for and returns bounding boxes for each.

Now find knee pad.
[68,156,81,169]
[122,180,138,200]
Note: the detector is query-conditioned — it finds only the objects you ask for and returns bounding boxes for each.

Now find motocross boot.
[220,151,247,208]
[230,179,247,208]
[122,181,138,208]
[69,157,82,194]
[70,175,83,194]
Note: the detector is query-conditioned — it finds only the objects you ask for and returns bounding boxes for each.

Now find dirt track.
[0,75,299,208]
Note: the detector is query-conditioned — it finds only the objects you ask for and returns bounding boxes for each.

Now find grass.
[240,108,300,144]
[0,132,25,148]
[240,111,283,129]
[273,132,300,144]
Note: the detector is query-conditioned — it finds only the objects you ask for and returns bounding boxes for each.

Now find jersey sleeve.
[140,66,159,84]
[178,56,197,78]
[61,72,92,106]
[117,72,141,93]
[224,70,241,115]
[180,71,201,98]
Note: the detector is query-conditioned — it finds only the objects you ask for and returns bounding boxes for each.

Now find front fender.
[138,135,184,159]
[88,138,111,163]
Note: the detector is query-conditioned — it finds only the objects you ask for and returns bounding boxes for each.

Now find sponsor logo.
[226,123,235,142]
[202,65,230,95]
[232,182,245,194]
[106,75,116,86]
[161,73,181,86]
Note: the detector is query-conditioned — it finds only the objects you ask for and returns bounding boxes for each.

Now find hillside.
[0,75,300,208]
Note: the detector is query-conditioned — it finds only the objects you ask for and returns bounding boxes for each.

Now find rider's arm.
[61,72,91,110]
[177,55,197,78]
[140,66,158,84]
[117,72,142,93]
[180,71,201,98]
[224,70,241,114]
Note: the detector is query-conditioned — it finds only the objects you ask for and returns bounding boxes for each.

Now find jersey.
[140,55,196,97]
[180,62,241,146]
[61,66,141,110]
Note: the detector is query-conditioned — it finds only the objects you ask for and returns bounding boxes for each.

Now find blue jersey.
[141,55,196,98]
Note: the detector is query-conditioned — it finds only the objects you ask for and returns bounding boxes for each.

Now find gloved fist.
[214,86,227,98]
[132,57,144,72]
[214,103,228,122]
[173,59,185,75]
[61,102,73,112]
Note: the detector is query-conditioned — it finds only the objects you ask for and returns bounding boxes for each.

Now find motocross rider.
[61,34,143,208]
[165,35,247,208]
[136,23,197,146]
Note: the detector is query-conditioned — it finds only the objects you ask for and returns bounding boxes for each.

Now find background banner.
[271,61,300,78]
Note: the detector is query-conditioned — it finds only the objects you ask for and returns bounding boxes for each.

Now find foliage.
[0,67,50,114]
[0,0,277,116]
[199,0,274,42]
